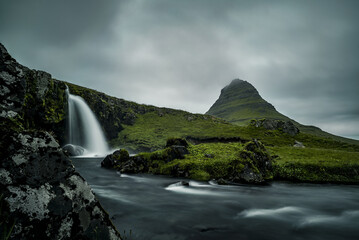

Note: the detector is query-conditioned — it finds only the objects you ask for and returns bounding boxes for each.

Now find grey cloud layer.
[1,0,358,139]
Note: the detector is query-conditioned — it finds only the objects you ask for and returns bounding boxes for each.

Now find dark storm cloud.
[0,0,358,139]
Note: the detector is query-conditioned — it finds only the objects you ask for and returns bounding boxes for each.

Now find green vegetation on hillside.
[111,111,244,151]
[206,79,289,125]
[271,146,359,183]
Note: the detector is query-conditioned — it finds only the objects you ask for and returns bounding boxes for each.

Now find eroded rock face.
[0,131,121,240]
[250,119,299,136]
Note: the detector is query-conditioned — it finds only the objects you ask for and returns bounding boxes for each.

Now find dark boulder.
[101,149,129,168]
[180,181,190,186]
[62,144,85,156]
[114,155,149,174]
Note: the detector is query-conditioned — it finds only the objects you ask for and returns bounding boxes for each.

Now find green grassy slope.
[270,146,359,183]
[206,79,290,124]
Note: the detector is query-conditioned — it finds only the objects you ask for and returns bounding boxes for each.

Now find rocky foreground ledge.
[0,43,121,239]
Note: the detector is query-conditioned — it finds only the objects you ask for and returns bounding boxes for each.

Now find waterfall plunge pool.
[72,157,359,240]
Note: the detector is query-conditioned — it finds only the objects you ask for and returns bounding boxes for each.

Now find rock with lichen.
[0,43,121,239]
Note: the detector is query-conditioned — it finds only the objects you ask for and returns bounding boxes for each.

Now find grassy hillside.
[206,79,290,125]
[112,111,244,152]
[270,146,359,183]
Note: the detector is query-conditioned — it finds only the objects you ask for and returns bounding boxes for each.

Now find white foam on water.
[165,181,223,196]
[239,206,304,219]
[298,210,359,227]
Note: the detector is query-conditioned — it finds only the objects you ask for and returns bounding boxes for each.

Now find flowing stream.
[66,88,109,156]
[73,157,359,240]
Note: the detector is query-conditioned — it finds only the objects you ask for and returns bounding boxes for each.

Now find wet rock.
[117,155,149,174]
[101,149,130,168]
[214,178,228,185]
[62,144,85,156]
[180,181,190,186]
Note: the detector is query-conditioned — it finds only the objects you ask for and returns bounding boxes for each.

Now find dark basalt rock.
[62,144,85,156]
[0,131,121,240]
[101,149,130,169]
[180,181,190,186]
[0,43,121,239]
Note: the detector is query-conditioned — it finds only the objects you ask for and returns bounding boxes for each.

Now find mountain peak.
[206,79,288,125]
[222,79,259,95]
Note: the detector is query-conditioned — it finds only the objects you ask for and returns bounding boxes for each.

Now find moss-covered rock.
[101,149,130,169]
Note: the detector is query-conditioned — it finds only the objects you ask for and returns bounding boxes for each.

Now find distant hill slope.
[207,79,290,125]
[207,79,359,145]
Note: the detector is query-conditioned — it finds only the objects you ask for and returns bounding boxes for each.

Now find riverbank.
[103,138,359,185]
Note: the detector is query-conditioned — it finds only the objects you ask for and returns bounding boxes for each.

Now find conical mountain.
[206,79,290,125]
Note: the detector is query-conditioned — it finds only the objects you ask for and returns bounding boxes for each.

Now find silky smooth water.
[66,89,108,155]
[73,158,359,240]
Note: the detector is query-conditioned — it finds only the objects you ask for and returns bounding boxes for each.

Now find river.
[72,157,359,240]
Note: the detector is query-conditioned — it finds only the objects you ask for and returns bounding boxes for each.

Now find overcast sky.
[1,0,358,140]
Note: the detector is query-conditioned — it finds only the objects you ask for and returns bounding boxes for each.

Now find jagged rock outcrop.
[0,43,121,239]
[220,140,273,184]
[0,43,67,144]
[250,118,300,136]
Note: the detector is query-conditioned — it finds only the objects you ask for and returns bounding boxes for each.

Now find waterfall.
[65,88,109,156]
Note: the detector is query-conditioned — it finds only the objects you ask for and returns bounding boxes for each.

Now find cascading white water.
[66,88,109,156]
